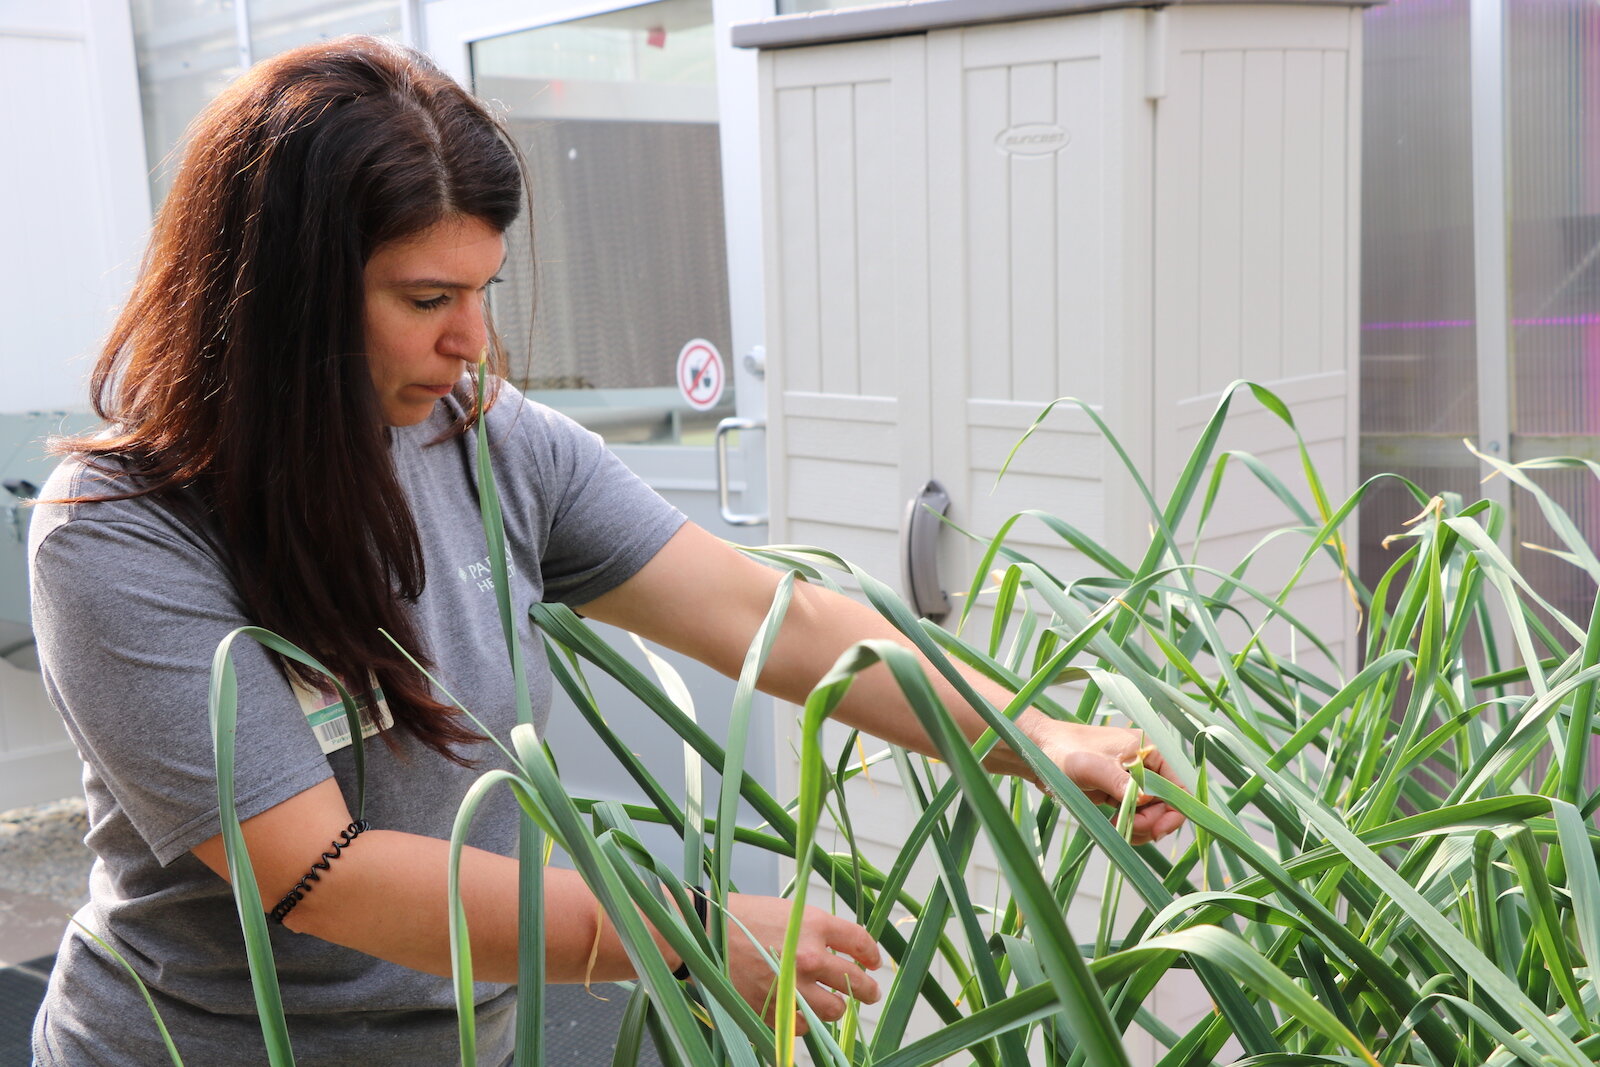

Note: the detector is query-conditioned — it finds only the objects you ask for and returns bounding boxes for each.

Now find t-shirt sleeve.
[30,514,333,866]
[506,398,686,607]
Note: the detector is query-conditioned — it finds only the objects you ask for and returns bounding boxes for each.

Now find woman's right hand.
[717,893,882,1035]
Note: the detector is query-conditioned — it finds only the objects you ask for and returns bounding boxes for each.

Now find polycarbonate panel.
[1358,0,1478,597]
[1505,3,1600,659]
[1507,3,1600,438]
[1360,0,1478,436]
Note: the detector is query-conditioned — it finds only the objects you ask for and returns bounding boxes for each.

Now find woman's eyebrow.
[391,273,500,289]
[392,257,507,290]
[391,276,471,289]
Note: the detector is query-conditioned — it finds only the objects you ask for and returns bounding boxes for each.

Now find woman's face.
[362,214,506,426]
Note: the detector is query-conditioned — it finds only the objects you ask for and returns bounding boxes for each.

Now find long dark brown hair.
[67,36,525,762]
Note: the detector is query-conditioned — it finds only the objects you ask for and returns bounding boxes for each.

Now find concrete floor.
[0,796,90,967]
[0,796,91,1065]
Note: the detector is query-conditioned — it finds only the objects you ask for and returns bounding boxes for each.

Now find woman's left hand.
[1022,717,1187,845]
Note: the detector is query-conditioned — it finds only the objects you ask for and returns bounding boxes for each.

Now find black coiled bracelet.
[269,819,373,925]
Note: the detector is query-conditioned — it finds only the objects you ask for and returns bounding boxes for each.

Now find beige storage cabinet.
[736,1,1368,1059]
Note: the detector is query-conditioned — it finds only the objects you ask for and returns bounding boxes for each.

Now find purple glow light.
[1362,313,1600,331]
[1362,319,1474,331]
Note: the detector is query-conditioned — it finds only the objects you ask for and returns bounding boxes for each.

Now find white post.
[1470,0,1512,516]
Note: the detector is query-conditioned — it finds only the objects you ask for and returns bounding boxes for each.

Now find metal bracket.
[714,417,767,527]
[902,480,951,621]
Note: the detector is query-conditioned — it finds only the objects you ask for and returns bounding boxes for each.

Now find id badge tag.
[292,677,395,756]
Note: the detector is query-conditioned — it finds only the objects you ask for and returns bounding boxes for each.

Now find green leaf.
[71,918,186,1066]
[1092,927,1378,1066]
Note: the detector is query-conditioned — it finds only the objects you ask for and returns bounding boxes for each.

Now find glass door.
[427,0,768,506]
[473,1,734,445]
[422,0,776,892]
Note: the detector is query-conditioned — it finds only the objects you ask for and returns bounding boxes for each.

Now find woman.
[28,36,1183,1066]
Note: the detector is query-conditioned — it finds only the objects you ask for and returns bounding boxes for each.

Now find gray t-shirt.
[27,385,685,1066]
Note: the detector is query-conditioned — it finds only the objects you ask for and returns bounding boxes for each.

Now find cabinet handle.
[902,480,951,621]
[715,418,767,527]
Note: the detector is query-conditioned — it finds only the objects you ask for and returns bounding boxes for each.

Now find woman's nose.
[440,300,487,360]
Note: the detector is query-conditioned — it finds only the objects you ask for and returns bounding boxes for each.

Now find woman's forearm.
[283,830,675,984]
[752,578,1042,776]
[577,525,1039,775]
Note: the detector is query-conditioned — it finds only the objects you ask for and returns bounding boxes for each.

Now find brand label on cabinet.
[995,123,1070,157]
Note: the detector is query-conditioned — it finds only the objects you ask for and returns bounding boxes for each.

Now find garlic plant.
[187,377,1600,1066]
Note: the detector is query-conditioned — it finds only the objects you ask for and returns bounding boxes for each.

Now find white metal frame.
[1469,0,1511,517]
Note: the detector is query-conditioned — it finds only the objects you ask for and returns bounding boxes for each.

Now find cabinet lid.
[732,0,1378,50]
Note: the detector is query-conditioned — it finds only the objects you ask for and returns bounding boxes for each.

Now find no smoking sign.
[676,339,725,411]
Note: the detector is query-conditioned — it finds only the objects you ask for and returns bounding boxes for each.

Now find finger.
[1152,804,1187,838]
[813,952,880,1005]
[1122,742,1187,808]
[799,985,849,1024]
[1065,752,1138,808]
[824,915,882,971]
[794,942,877,1004]
[1129,801,1184,843]
[1127,807,1153,844]
[1128,803,1163,844]
[1140,744,1186,788]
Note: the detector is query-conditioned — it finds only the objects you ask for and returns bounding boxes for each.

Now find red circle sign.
[676,339,725,411]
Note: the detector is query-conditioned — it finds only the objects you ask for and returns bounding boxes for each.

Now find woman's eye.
[412,294,450,311]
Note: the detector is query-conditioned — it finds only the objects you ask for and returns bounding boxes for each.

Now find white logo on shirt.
[458,548,517,593]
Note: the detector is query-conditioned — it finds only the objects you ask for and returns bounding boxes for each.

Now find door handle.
[902,480,951,621]
[715,417,767,526]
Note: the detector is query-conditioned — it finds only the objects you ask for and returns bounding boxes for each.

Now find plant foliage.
[172,375,1600,1065]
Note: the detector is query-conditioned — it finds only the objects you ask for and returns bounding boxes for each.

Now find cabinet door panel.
[764,34,928,587]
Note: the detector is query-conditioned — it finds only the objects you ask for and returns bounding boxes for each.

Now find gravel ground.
[0,797,92,914]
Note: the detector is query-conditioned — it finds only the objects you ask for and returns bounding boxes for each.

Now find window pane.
[472,0,734,445]
[130,0,241,201]
[131,0,403,206]
[247,0,400,62]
